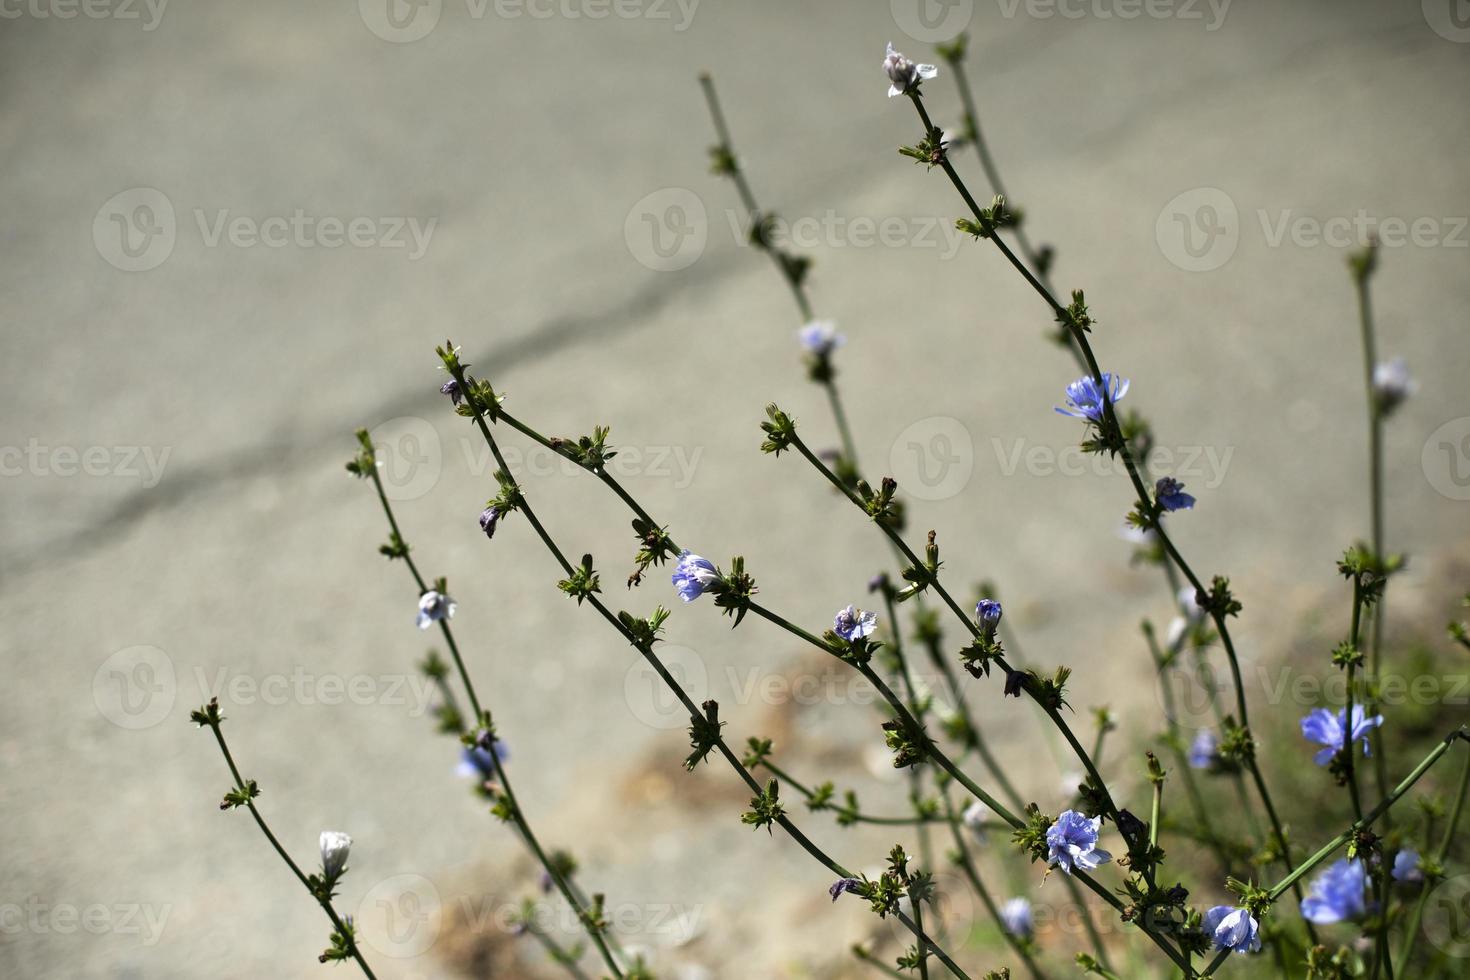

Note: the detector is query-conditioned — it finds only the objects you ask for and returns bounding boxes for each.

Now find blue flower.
[1300,706,1383,766]
[975,599,1002,639]
[417,590,456,630]
[799,320,845,357]
[1301,859,1368,923]
[1202,906,1261,955]
[834,605,877,641]
[479,506,500,540]
[1188,729,1219,770]
[457,739,509,781]
[1155,477,1196,512]
[1000,897,1032,937]
[671,551,720,603]
[1392,850,1423,883]
[829,878,864,902]
[1046,809,1112,874]
[1055,373,1129,423]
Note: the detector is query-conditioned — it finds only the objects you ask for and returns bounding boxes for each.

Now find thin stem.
[359,453,624,978]
[519,919,595,980]
[1200,730,1467,977]
[1345,576,1366,821]
[204,719,378,980]
[1397,746,1470,970]
[760,758,946,827]
[451,373,974,980]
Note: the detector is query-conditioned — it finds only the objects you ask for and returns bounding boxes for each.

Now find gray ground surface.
[3,1,1468,977]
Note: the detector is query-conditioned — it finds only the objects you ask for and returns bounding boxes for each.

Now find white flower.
[883,42,937,98]
[1000,896,1033,937]
[798,320,845,356]
[320,831,352,879]
[417,589,456,629]
[1372,357,1415,416]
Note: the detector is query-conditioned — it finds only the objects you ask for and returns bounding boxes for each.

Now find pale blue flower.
[1301,859,1368,923]
[1392,850,1423,883]
[1055,373,1129,423]
[883,42,937,98]
[799,320,844,357]
[417,590,456,629]
[1301,706,1383,765]
[457,740,509,781]
[834,605,877,641]
[1000,897,1032,938]
[1372,358,1414,416]
[1046,809,1112,874]
[1203,906,1261,954]
[671,551,720,603]
[1188,729,1219,770]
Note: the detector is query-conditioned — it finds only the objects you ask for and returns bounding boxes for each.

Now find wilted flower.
[1301,706,1383,765]
[1371,358,1414,416]
[882,42,937,98]
[1188,729,1219,769]
[1301,859,1368,923]
[440,378,462,405]
[671,551,720,603]
[479,506,500,540]
[1046,809,1112,874]
[1055,372,1129,423]
[833,605,877,642]
[417,590,456,630]
[798,320,845,357]
[829,878,864,902]
[1392,850,1423,883]
[320,831,352,880]
[1202,905,1261,954]
[1000,897,1032,937]
[1155,477,1196,512]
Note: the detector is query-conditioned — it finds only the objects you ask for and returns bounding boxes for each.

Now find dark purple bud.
[829,878,864,902]
[479,506,500,540]
[440,379,462,406]
[1003,669,1025,698]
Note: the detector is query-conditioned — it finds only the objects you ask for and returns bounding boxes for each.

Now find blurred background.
[3,1,1469,977]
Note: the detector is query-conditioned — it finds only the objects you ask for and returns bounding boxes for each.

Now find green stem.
[205,721,378,980]
[1397,746,1470,971]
